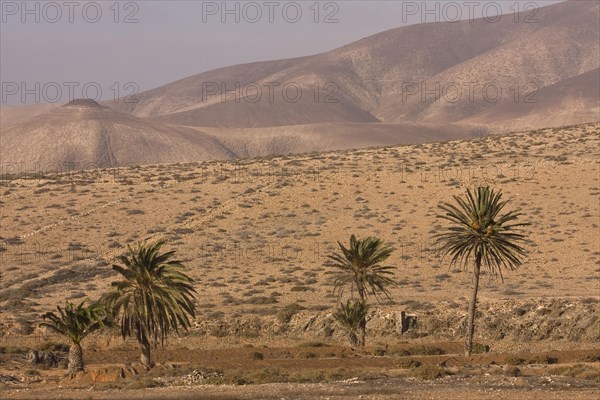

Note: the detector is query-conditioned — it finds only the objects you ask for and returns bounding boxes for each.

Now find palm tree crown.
[326,235,396,301]
[333,299,369,332]
[41,301,107,345]
[434,186,529,279]
[102,241,197,348]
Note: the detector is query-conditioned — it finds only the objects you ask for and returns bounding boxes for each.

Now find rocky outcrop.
[192,298,600,344]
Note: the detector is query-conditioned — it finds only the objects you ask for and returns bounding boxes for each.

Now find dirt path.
[2,377,599,400]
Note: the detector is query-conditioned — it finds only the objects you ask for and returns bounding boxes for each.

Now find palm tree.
[40,301,107,375]
[434,186,529,356]
[102,241,196,370]
[325,235,396,346]
[333,300,369,349]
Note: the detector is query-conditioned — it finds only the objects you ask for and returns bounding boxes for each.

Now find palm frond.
[40,301,107,345]
[101,241,197,347]
[333,300,369,331]
[433,186,530,278]
[325,235,396,302]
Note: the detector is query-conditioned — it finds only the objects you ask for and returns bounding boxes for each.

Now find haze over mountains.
[1,0,598,171]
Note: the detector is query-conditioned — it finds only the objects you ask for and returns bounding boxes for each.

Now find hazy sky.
[1,0,565,105]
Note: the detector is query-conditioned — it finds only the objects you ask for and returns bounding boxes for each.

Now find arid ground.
[1,123,599,398]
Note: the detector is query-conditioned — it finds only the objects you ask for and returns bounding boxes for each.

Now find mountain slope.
[110,0,598,131]
[199,121,473,158]
[0,99,475,171]
[377,1,600,125]
[462,68,600,131]
[0,100,235,170]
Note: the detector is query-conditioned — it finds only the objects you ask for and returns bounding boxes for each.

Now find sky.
[0,0,566,105]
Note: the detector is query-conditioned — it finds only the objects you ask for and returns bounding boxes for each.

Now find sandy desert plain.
[0,122,598,399]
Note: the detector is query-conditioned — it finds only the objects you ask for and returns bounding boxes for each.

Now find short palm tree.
[325,235,396,346]
[333,300,369,349]
[40,301,107,375]
[102,241,196,370]
[434,186,529,356]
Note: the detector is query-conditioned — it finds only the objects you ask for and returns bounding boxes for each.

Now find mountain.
[0,103,59,130]
[462,68,600,132]
[0,100,234,171]
[110,0,599,132]
[199,121,474,158]
[2,1,598,170]
[0,99,470,170]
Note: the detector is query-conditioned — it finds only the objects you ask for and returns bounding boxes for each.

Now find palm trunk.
[68,343,84,375]
[466,253,482,357]
[140,339,153,370]
[349,331,358,349]
[358,288,367,347]
[359,318,367,347]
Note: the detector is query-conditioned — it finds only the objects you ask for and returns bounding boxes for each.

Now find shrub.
[529,355,559,365]
[298,341,328,348]
[396,358,422,369]
[243,367,285,384]
[373,347,387,356]
[506,356,526,366]
[125,376,160,389]
[250,352,264,360]
[472,343,490,354]
[513,307,527,316]
[126,209,145,215]
[244,296,277,305]
[290,285,309,292]
[412,365,447,380]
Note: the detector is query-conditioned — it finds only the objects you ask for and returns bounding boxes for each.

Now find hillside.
[0,100,235,170]
[0,122,597,331]
[111,0,598,131]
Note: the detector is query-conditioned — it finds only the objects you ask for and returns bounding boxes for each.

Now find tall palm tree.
[40,301,107,375]
[102,241,196,370]
[325,235,395,346]
[333,300,369,349]
[434,186,529,356]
